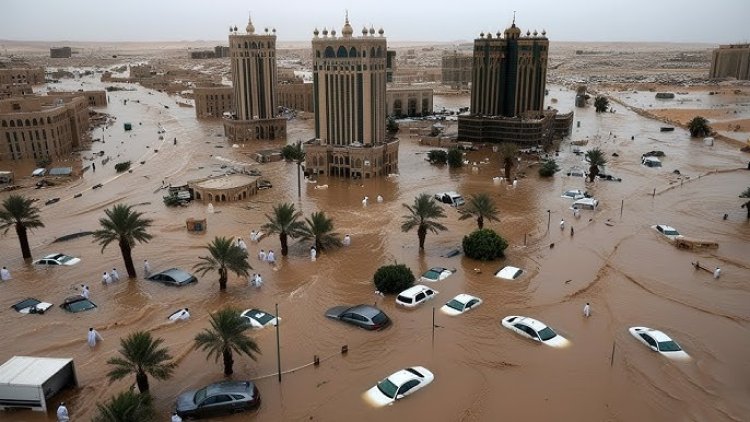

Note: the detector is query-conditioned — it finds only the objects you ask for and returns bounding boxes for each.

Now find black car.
[176,380,260,419]
[325,304,391,330]
[60,295,97,313]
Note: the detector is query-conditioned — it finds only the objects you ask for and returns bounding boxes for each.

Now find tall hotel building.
[458,20,572,145]
[304,16,399,178]
[223,16,286,142]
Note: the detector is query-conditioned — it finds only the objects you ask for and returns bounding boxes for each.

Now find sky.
[1,0,748,44]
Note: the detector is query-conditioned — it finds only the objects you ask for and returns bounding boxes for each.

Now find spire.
[342,10,353,37]
[246,13,255,34]
[512,10,516,26]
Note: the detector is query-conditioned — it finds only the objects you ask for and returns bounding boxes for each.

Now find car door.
[164,275,177,285]
[199,394,233,417]
[425,289,435,300]
[465,299,479,310]
[639,333,658,351]
[396,379,421,399]
[414,292,426,305]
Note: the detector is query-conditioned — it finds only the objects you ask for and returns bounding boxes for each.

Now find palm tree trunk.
[504,162,512,180]
[222,349,234,376]
[296,162,302,199]
[119,239,136,278]
[744,201,750,219]
[219,267,227,291]
[477,216,484,230]
[418,226,427,250]
[135,370,149,393]
[15,223,32,260]
[315,237,322,252]
[280,232,289,256]
[588,165,598,183]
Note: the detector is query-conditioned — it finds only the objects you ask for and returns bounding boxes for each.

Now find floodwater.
[1,74,749,422]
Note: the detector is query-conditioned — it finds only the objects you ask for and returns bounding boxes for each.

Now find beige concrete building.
[0,68,45,85]
[710,44,750,80]
[386,86,433,117]
[188,174,259,203]
[50,47,72,58]
[441,51,472,90]
[277,81,313,112]
[129,64,154,79]
[304,16,399,178]
[47,90,107,107]
[223,16,286,142]
[0,95,90,161]
[0,84,33,99]
[194,86,233,118]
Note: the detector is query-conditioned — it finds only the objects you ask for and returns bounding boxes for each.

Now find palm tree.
[193,236,251,291]
[401,194,448,250]
[594,95,609,113]
[498,143,518,180]
[688,116,712,137]
[262,202,305,256]
[459,193,500,230]
[194,307,260,376]
[299,211,342,252]
[281,142,306,198]
[740,187,750,220]
[106,331,177,393]
[585,148,608,183]
[0,194,44,260]
[93,390,155,422]
[93,204,153,278]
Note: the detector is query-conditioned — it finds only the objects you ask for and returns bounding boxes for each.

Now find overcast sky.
[1,0,748,44]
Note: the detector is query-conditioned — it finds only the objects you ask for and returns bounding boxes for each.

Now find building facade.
[0,83,33,99]
[223,16,286,141]
[441,51,472,90]
[277,81,314,112]
[458,21,572,145]
[710,44,750,80]
[0,68,45,85]
[129,64,154,79]
[386,86,433,117]
[194,86,234,118]
[50,47,72,58]
[214,45,230,58]
[47,91,107,107]
[304,16,399,178]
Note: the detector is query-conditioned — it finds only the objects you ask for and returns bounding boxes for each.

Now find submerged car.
[419,267,454,282]
[364,366,434,407]
[32,253,81,266]
[396,285,438,308]
[570,197,598,211]
[175,380,260,419]
[561,189,587,200]
[652,224,682,240]
[147,268,197,286]
[440,294,482,316]
[628,327,689,360]
[501,316,569,347]
[495,266,524,280]
[60,295,97,313]
[12,298,53,314]
[240,308,280,329]
[325,304,391,330]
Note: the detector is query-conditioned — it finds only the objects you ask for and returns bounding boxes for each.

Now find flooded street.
[1,74,749,422]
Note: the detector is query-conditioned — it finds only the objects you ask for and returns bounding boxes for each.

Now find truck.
[434,191,465,207]
[0,356,78,412]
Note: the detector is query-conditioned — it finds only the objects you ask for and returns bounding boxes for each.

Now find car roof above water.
[349,304,383,318]
[206,381,255,395]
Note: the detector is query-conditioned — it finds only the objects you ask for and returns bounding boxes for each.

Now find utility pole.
[275,303,281,382]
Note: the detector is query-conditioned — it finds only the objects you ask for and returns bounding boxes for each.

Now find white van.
[571,197,598,211]
[641,156,662,168]
[435,191,465,207]
[31,168,47,177]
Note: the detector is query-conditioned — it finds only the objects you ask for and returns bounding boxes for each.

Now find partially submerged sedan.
[60,295,97,313]
[419,267,454,282]
[628,327,689,360]
[494,266,524,280]
[501,316,569,347]
[440,294,482,316]
[175,380,260,419]
[325,305,391,330]
[652,224,682,241]
[32,253,81,266]
[12,298,53,314]
[364,366,434,407]
[240,308,280,329]
[147,268,197,286]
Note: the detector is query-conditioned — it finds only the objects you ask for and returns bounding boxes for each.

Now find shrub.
[538,159,560,177]
[114,161,132,173]
[447,148,463,168]
[373,264,415,294]
[386,117,399,133]
[35,157,52,168]
[427,149,448,164]
[462,229,508,261]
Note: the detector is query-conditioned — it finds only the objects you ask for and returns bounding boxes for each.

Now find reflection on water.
[0,74,748,421]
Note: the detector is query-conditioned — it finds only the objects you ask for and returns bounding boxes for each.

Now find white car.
[419,267,454,282]
[501,316,569,348]
[396,285,438,308]
[495,266,524,280]
[570,197,598,211]
[628,327,689,360]
[440,294,482,316]
[32,253,81,266]
[364,366,434,407]
[240,308,280,329]
[561,189,587,200]
[651,224,682,240]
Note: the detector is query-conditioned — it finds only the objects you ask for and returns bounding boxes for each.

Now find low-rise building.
[0,83,33,99]
[129,64,154,79]
[0,68,45,85]
[441,51,472,90]
[214,46,230,58]
[277,81,313,112]
[710,44,750,80]
[189,50,215,59]
[188,174,259,203]
[46,90,107,107]
[50,47,72,58]
[194,86,233,118]
[386,86,433,117]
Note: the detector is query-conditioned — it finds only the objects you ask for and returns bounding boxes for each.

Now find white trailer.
[0,356,78,412]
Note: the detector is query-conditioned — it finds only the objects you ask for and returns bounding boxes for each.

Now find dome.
[314,28,319,37]
[331,29,337,37]
[245,15,255,34]
[362,26,368,36]
[322,27,328,37]
[487,32,493,39]
[526,30,531,36]
[378,27,384,36]
[504,22,521,39]
[369,27,375,35]
[533,29,538,36]
[542,29,547,36]
[496,31,502,38]
[480,31,485,38]
[342,15,354,37]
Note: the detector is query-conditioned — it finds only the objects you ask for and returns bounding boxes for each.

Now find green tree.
[594,95,609,113]
[498,143,518,180]
[687,116,712,137]
[262,202,305,256]
[93,390,155,422]
[0,194,44,260]
[427,149,448,165]
[194,307,260,376]
[299,211,342,252]
[462,229,508,261]
[459,193,500,230]
[280,142,306,198]
[538,159,560,177]
[584,148,608,183]
[92,204,153,279]
[373,264,415,294]
[741,187,750,220]
[401,194,448,250]
[106,331,177,393]
[193,236,251,291]
[447,148,464,168]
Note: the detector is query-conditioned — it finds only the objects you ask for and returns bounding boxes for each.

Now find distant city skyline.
[1,0,748,44]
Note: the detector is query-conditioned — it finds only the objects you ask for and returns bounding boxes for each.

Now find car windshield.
[252,312,275,325]
[423,270,440,279]
[57,255,74,263]
[538,327,558,341]
[446,299,465,311]
[376,378,399,399]
[66,299,96,313]
[658,341,682,352]
[397,295,412,303]
[665,229,679,236]
[194,387,207,404]
[371,312,388,325]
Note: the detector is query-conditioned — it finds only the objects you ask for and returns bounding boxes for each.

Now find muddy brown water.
[1,76,749,422]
